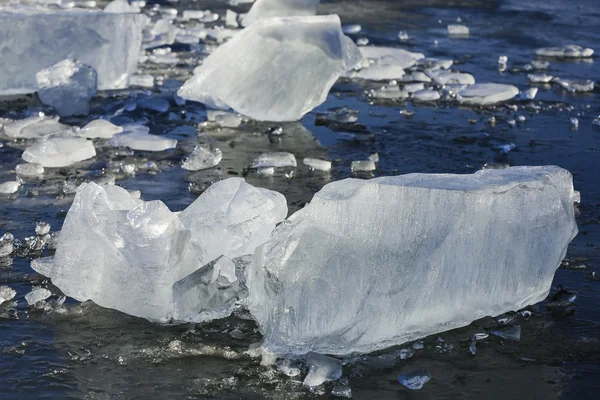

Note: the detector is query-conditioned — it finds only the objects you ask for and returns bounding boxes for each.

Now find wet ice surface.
[1,0,600,398]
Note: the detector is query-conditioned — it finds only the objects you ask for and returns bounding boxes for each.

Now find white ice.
[303,352,342,387]
[241,0,319,27]
[0,181,20,194]
[178,15,362,121]
[109,131,177,151]
[0,286,16,306]
[25,287,52,305]
[447,24,469,36]
[182,145,223,171]
[303,158,331,171]
[359,46,424,70]
[3,115,75,139]
[535,45,594,58]
[246,166,577,355]
[251,152,297,168]
[22,138,96,167]
[351,160,376,172]
[79,119,123,139]
[16,163,44,177]
[457,83,519,105]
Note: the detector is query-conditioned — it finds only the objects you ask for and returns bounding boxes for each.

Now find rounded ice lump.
[177,15,363,122]
[246,166,578,356]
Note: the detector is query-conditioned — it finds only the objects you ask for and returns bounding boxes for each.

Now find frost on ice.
[246,166,577,355]
[36,59,97,117]
[241,0,320,27]
[31,178,287,322]
[0,5,147,94]
[177,15,363,121]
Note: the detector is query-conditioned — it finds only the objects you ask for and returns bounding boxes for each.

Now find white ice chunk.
[178,15,362,121]
[251,152,297,168]
[457,83,519,105]
[351,160,376,172]
[109,132,177,151]
[359,46,424,69]
[303,352,342,387]
[369,86,409,100]
[128,74,155,88]
[342,24,361,34]
[246,166,577,355]
[182,145,223,171]
[104,0,141,13]
[416,58,453,71]
[402,71,431,83]
[555,79,595,93]
[404,83,425,93]
[447,24,469,36]
[226,9,239,28]
[16,163,44,177]
[303,158,331,171]
[25,288,52,305]
[520,87,538,100]
[428,70,475,85]
[535,45,594,58]
[22,138,96,167]
[0,286,16,306]
[32,179,286,322]
[355,65,405,81]
[0,8,146,95]
[4,115,75,139]
[36,59,97,117]
[80,119,123,139]
[0,181,20,194]
[527,73,553,83]
[413,89,440,102]
[241,0,319,27]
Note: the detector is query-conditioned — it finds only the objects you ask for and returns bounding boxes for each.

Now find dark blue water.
[1,0,599,398]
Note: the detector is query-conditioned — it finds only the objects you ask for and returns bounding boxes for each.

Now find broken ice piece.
[519,88,538,100]
[25,287,52,306]
[4,115,75,139]
[241,0,320,27]
[351,160,376,172]
[356,65,405,81]
[35,222,51,236]
[555,79,595,93]
[257,167,275,176]
[497,143,516,154]
[343,24,361,34]
[359,46,424,69]
[128,74,155,88]
[0,233,13,257]
[457,83,519,105]
[226,10,239,28]
[398,369,431,390]
[80,119,123,139]
[303,352,342,388]
[277,359,302,377]
[303,158,331,171]
[178,15,362,121]
[570,117,579,129]
[0,286,16,306]
[16,163,44,177]
[369,86,409,100]
[109,132,177,151]
[182,145,223,171]
[36,59,97,117]
[447,24,469,36]
[251,152,297,169]
[534,45,594,58]
[527,73,553,83]
[428,70,475,85]
[0,181,20,194]
[331,378,352,397]
[490,325,521,341]
[413,89,441,102]
[22,138,96,168]
[214,112,243,128]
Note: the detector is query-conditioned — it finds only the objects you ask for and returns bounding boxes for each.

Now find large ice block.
[0,5,147,95]
[177,15,363,122]
[31,178,287,323]
[246,166,578,355]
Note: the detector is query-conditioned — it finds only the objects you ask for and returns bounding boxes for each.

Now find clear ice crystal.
[22,138,96,168]
[303,352,342,388]
[246,166,577,355]
[0,286,17,306]
[182,145,223,171]
[79,119,123,139]
[25,287,52,306]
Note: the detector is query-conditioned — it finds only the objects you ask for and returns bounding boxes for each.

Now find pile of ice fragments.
[33,166,577,357]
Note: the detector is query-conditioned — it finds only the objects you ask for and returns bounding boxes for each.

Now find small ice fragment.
[214,112,243,128]
[0,233,14,257]
[447,24,469,36]
[0,181,20,194]
[277,359,301,377]
[473,332,489,341]
[356,38,369,46]
[531,60,550,70]
[402,71,431,83]
[4,115,74,139]
[413,89,441,102]
[331,378,352,397]
[593,116,600,126]
[15,163,44,177]
[343,24,361,34]
[109,132,177,152]
[129,74,155,88]
[179,15,361,121]
[469,340,477,355]
[359,46,424,70]
[400,109,414,117]
[497,143,516,154]
[35,222,51,236]
[257,167,275,176]
[251,152,297,169]
[527,74,553,83]
[396,347,415,359]
[491,325,521,341]
[226,9,239,28]
[129,190,141,199]
[182,145,223,171]
[571,117,579,129]
[369,86,409,100]
[397,369,431,390]
[80,119,123,139]
[416,58,453,71]
[520,88,538,100]
[555,79,595,93]
[498,55,508,64]
[182,10,205,20]
[0,286,16,306]
[351,160,376,172]
[241,0,320,26]
[36,59,97,117]
[356,65,405,81]
[572,190,581,205]
[428,70,475,85]
[25,288,52,306]
[534,45,594,58]
[398,31,410,41]
[457,83,519,105]
[304,158,331,171]
[368,153,379,163]
[22,138,96,168]
[303,352,342,388]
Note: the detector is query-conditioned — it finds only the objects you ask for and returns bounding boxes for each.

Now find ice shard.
[0,5,147,95]
[177,15,363,121]
[246,166,578,355]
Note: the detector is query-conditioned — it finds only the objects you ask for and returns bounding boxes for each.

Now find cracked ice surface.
[0,6,146,95]
[246,166,577,355]
[177,15,363,122]
[31,178,287,323]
